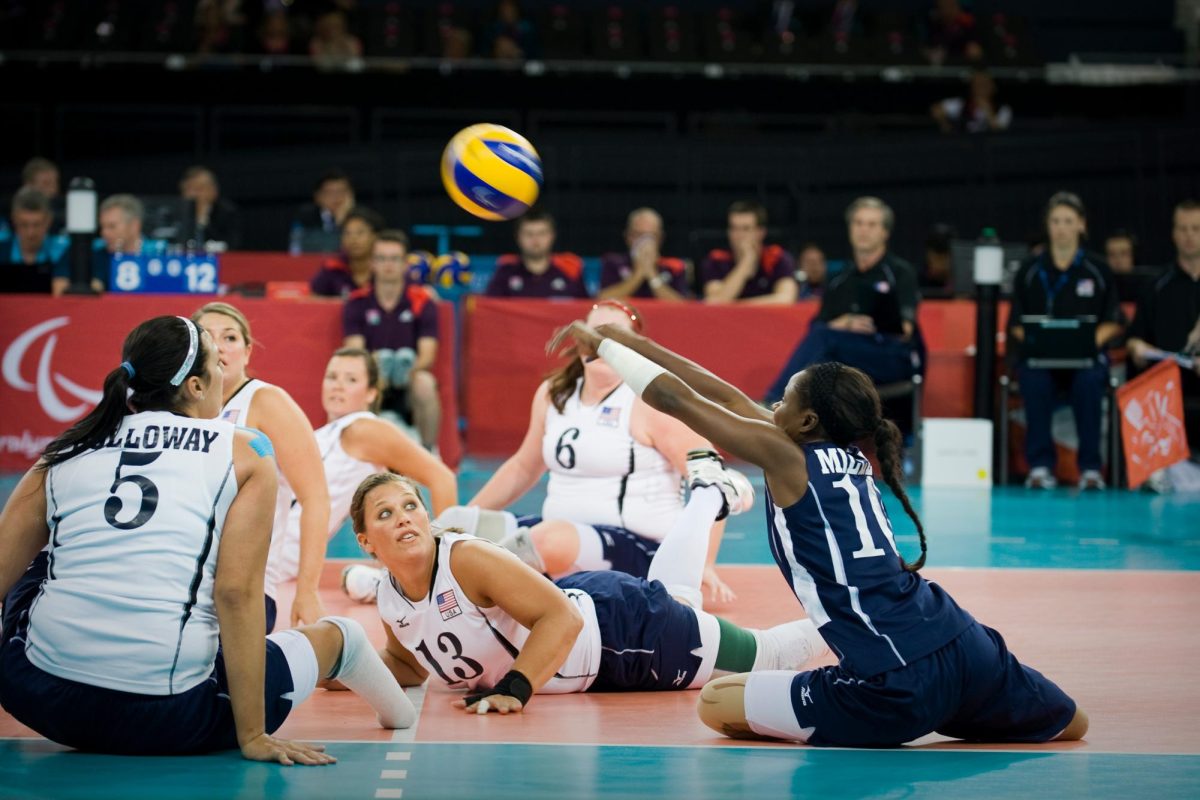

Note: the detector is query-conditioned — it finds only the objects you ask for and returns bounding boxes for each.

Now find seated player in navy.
[485,209,588,299]
[548,320,1088,748]
[699,200,798,305]
[598,207,690,302]
[353,468,829,715]
[0,315,414,762]
[343,230,442,453]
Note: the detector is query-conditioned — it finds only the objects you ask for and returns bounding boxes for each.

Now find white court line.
[381,769,408,779]
[1078,538,1120,546]
[387,751,412,760]
[374,790,403,799]
[990,536,1027,545]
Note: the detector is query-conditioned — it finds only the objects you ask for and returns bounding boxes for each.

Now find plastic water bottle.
[288,222,304,256]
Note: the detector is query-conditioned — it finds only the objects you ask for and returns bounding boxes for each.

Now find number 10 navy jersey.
[765,443,973,677]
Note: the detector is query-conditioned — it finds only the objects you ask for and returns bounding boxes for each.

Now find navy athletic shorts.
[0,552,297,755]
[556,570,702,692]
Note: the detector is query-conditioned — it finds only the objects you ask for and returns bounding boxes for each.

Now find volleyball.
[434,251,472,289]
[441,123,543,221]
[406,250,434,284]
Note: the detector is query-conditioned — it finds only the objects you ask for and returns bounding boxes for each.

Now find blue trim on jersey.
[765,443,973,677]
[168,459,233,693]
[238,426,275,458]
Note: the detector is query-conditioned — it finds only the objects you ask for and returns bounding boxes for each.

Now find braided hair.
[798,362,927,572]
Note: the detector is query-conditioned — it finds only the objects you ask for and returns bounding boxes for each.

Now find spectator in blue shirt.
[52,194,166,296]
[1,189,67,273]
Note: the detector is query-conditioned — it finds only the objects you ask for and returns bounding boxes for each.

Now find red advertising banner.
[1117,359,1189,489]
[0,296,461,472]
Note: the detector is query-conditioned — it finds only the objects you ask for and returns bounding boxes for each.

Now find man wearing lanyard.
[1009,192,1122,490]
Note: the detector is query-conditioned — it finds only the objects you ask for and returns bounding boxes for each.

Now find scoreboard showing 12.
[109,254,221,295]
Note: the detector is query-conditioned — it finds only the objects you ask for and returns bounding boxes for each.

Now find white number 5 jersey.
[27,411,239,696]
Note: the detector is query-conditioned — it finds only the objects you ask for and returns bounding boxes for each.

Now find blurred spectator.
[1104,230,1136,274]
[10,157,64,236]
[310,206,385,297]
[488,0,538,61]
[796,243,827,299]
[52,194,166,296]
[920,223,955,297]
[485,210,588,298]
[291,169,356,252]
[310,10,362,70]
[342,230,442,451]
[0,189,67,271]
[828,0,865,40]
[258,9,295,55]
[176,165,241,251]
[195,0,246,54]
[931,68,1011,134]
[765,197,921,404]
[1126,200,1200,467]
[1105,229,1146,302]
[700,200,798,305]
[1009,192,1122,490]
[440,26,474,60]
[922,0,981,65]
[598,207,690,302]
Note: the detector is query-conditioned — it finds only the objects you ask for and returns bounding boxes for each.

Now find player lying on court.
[441,300,742,601]
[548,321,1089,747]
[0,316,414,763]
[350,465,830,715]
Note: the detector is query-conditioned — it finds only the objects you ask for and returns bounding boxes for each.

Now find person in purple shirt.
[700,200,799,305]
[598,207,690,302]
[343,230,441,451]
[310,207,384,298]
[485,210,589,299]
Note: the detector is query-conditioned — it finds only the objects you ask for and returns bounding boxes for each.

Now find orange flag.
[1117,360,1189,489]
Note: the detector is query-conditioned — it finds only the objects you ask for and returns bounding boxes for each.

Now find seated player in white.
[0,315,414,763]
[351,460,829,715]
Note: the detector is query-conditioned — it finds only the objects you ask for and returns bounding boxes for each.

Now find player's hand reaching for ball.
[241,733,337,766]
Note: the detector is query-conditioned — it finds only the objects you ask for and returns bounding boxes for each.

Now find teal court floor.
[2,459,1199,799]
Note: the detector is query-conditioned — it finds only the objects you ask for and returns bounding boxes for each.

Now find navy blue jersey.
[765,443,973,677]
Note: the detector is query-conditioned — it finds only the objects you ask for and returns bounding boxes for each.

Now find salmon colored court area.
[6,562,1190,757]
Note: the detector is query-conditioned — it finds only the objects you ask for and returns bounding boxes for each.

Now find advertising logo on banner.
[1117,360,1189,489]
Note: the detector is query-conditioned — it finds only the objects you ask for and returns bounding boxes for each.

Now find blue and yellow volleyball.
[434,251,472,289]
[441,124,542,221]
[406,250,434,284]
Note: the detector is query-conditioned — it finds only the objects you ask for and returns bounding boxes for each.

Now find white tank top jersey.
[28,411,239,696]
[378,532,602,694]
[540,380,683,541]
[220,378,294,597]
[269,411,382,585]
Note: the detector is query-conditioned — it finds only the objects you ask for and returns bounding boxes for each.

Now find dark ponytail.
[801,362,927,572]
[38,316,210,469]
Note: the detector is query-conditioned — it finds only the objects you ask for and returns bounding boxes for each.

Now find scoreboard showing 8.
[110,254,221,295]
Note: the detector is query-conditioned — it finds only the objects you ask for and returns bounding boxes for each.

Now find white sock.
[435,506,517,543]
[321,616,416,729]
[647,486,723,609]
[751,619,830,672]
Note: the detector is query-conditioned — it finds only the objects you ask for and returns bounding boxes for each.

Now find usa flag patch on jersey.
[437,589,462,621]
[597,405,621,427]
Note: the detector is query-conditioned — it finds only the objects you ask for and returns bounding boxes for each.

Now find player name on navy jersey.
[765,442,973,677]
[812,446,872,475]
[97,423,221,453]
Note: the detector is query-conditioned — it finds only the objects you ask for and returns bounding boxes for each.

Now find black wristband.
[464,669,533,708]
